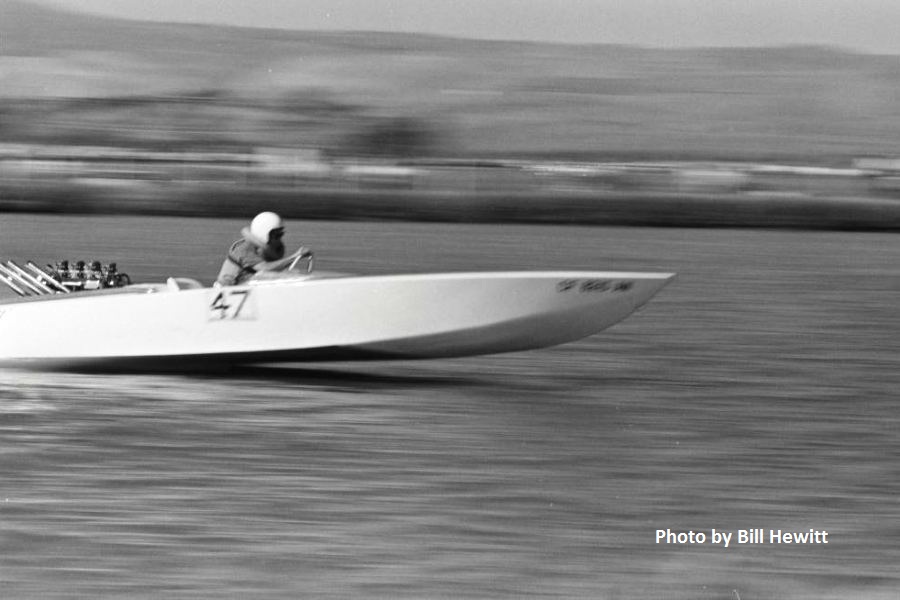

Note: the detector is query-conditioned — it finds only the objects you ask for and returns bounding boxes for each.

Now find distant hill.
[3,0,900,161]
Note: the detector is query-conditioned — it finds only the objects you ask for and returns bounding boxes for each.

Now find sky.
[38,0,900,54]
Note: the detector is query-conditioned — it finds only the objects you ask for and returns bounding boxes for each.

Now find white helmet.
[244,211,284,246]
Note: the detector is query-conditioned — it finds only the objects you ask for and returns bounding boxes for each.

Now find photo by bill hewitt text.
[656,529,830,548]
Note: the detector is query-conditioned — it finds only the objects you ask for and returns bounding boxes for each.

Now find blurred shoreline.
[3,143,900,229]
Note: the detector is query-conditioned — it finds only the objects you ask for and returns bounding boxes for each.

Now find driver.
[216,211,294,286]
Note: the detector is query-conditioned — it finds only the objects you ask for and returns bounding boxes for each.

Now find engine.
[51,260,131,291]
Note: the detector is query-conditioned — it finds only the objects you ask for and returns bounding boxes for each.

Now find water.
[1,215,899,598]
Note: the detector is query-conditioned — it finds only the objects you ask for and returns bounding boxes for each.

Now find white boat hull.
[0,271,673,369]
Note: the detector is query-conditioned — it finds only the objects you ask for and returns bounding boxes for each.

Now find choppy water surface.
[2,215,900,599]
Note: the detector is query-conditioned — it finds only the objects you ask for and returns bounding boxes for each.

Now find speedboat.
[0,250,674,369]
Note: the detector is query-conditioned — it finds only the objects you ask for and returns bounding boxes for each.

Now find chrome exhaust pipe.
[26,261,70,293]
[6,261,55,295]
[0,263,43,295]
[0,269,29,296]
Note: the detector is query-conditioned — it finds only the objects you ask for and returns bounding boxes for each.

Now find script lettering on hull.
[556,279,634,294]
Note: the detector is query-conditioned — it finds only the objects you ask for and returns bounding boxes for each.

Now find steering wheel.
[286,249,315,274]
